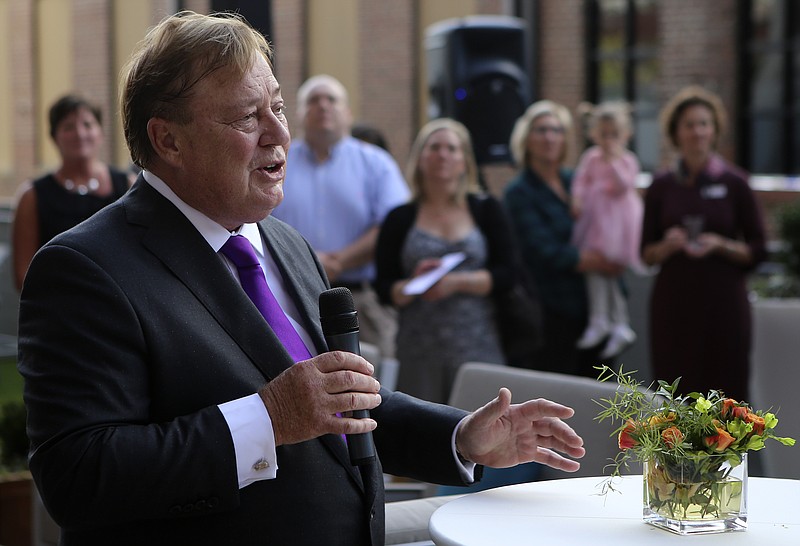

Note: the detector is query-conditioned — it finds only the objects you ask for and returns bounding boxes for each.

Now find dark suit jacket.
[18,177,471,546]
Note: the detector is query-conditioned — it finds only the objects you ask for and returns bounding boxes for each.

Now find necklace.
[63,177,100,195]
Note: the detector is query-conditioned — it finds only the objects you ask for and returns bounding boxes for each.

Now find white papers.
[402,252,466,296]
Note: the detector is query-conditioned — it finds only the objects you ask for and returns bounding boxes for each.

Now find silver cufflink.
[252,458,270,471]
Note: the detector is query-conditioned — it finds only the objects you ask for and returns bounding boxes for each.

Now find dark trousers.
[531,309,610,379]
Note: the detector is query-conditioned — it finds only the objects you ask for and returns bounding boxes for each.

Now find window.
[585,0,660,171]
[211,0,273,41]
[739,0,800,175]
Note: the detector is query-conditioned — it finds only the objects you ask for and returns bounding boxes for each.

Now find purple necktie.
[220,235,312,362]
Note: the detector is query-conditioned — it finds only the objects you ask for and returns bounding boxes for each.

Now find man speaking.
[17,11,585,546]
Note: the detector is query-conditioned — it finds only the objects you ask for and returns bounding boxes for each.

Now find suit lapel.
[125,179,361,485]
[125,179,293,381]
[258,218,328,354]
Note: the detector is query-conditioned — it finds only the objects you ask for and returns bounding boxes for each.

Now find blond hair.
[509,100,573,168]
[121,11,272,169]
[406,118,479,203]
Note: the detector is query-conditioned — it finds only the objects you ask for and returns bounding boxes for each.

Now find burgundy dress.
[641,155,767,401]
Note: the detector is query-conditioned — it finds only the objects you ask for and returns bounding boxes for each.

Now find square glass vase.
[643,452,748,535]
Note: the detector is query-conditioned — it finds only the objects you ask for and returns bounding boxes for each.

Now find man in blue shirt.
[273,75,410,358]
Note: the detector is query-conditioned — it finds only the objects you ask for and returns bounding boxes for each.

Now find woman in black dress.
[12,94,131,290]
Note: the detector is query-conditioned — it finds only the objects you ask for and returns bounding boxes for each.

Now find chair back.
[750,300,800,479]
[448,363,642,480]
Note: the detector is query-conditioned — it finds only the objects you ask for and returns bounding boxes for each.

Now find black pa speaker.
[426,16,531,165]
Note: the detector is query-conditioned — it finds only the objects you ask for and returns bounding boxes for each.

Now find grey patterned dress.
[395,226,505,403]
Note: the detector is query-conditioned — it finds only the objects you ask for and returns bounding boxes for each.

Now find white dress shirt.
[143,171,292,487]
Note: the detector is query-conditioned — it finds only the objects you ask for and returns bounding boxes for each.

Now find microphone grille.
[319,287,356,317]
[319,287,359,335]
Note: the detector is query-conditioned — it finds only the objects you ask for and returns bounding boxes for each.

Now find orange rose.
[721,398,748,420]
[618,419,637,450]
[703,426,735,451]
[661,426,684,449]
[721,398,738,418]
[648,413,676,427]
[745,413,766,435]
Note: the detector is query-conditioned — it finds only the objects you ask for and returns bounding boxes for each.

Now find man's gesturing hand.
[258,351,381,446]
[455,388,585,471]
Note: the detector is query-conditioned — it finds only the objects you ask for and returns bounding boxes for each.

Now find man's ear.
[147,118,182,168]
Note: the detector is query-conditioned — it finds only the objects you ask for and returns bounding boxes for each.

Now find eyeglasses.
[530,126,565,136]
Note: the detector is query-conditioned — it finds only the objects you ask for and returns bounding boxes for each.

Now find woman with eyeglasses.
[503,100,623,377]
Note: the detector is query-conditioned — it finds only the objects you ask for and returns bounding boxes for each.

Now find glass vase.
[643,452,748,534]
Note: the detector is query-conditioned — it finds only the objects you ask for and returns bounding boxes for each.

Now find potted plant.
[0,400,28,472]
[750,200,800,298]
[0,400,33,546]
[594,366,795,535]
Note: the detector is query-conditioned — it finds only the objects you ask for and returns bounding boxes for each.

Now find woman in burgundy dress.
[641,86,767,401]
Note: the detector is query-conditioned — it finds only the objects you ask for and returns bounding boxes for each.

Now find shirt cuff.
[452,417,477,483]
[218,393,278,488]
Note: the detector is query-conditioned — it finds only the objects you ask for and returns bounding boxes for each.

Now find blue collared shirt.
[272,136,410,282]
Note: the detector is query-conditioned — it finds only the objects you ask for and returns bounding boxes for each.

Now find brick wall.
[272,0,306,140]
[537,0,585,167]
[7,1,35,193]
[0,1,783,200]
[659,0,738,164]
[357,0,417,167]
[73,0,113,165]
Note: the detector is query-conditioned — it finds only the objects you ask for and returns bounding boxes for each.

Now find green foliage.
[778,200,800,279]
[0,357,24,404]
[0,400,28,472]
[593,365,795,495]
[749,272,800,299]
[749,199,800,299]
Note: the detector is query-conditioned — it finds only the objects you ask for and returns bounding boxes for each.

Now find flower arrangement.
[594,366,795,533]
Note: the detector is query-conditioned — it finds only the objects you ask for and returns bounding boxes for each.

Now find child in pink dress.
[571,102,643,359]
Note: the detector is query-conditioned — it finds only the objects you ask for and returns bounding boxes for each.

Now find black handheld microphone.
[319,287,377,466]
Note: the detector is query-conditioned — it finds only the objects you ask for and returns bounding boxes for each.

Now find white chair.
[448,362,642,480]
[383,362,646,544]
[750,299,800,479]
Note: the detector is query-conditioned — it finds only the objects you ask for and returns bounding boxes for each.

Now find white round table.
[429,475,800,545]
